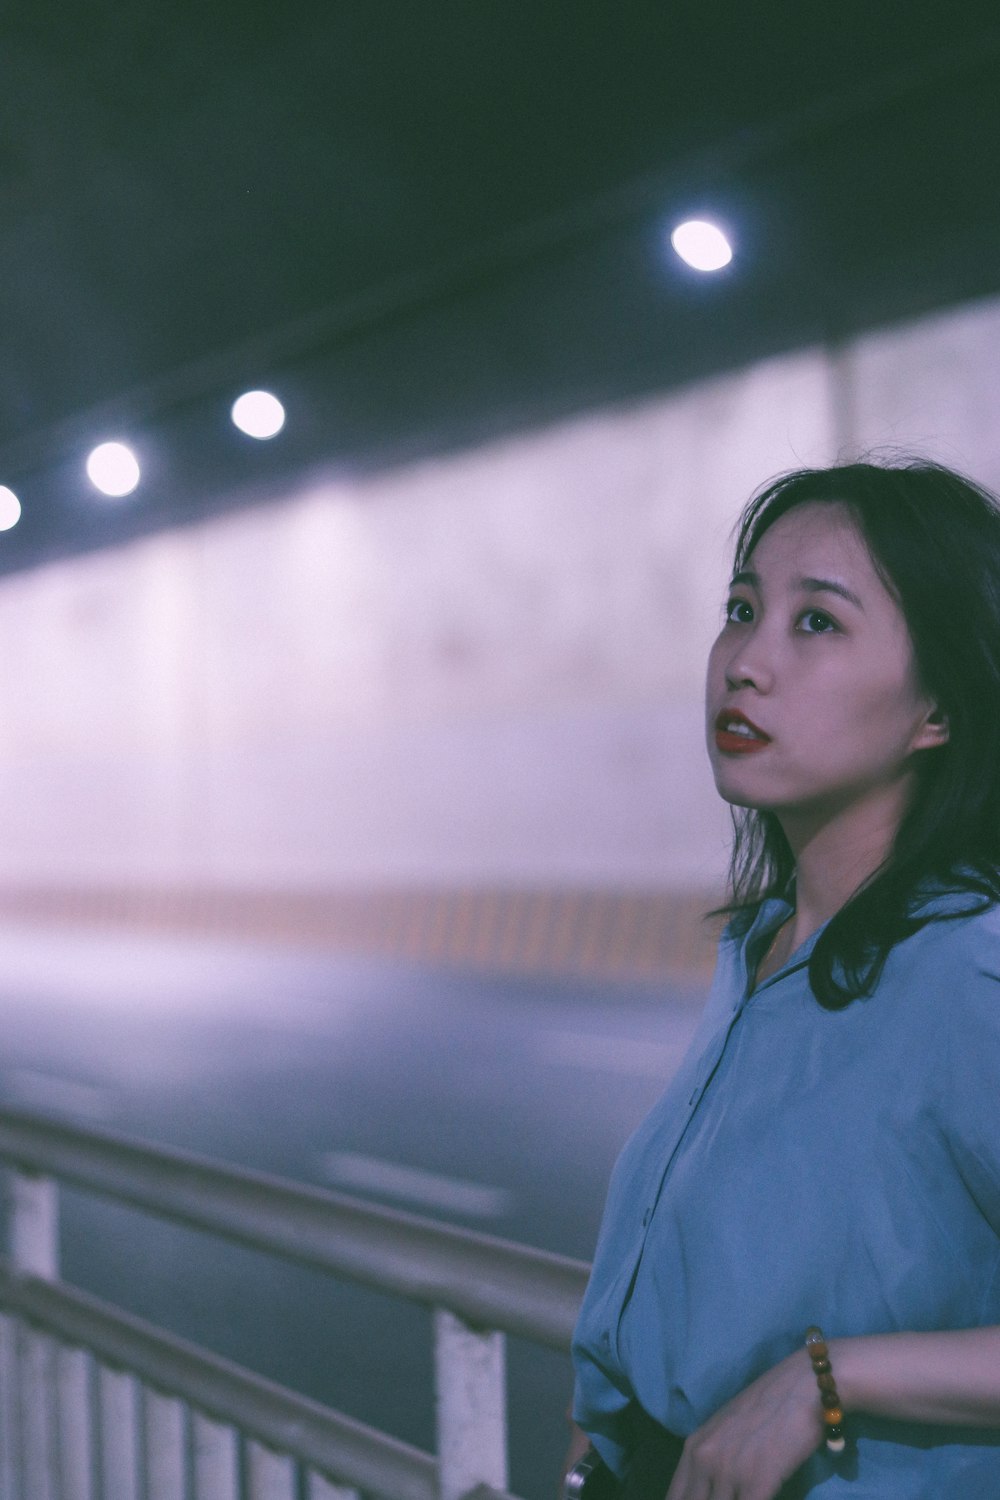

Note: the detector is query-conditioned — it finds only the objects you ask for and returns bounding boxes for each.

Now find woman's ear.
[914,704,950,750]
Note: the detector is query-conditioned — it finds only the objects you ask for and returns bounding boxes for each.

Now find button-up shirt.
[572,888,1000,1496]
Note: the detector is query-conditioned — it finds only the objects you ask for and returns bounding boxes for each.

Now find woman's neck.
[777,780,911,952]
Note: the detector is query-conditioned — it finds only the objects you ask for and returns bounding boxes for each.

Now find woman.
[568,460,1000,1499]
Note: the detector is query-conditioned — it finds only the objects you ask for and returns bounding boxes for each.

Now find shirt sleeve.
[941,948,1000,1241]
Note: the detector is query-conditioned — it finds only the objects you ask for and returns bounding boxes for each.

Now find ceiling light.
[0,487,21,531]
[670,220,733,272]
[86,442,141,497]
[231,390,285,440]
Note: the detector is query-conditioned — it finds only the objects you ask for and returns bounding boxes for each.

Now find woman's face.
[705,500,948,829]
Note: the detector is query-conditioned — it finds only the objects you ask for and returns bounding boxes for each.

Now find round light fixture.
[0,486,21,531]
[231,389,286,440]
[86,442,141,497]
[670,219,733,272]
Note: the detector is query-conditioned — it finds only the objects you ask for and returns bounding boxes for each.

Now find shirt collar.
[739,887,827,994]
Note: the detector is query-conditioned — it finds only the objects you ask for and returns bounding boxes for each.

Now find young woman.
[568,461,1000,1499]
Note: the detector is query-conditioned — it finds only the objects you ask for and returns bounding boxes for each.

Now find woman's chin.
[717,787,766,810]
[710,762,771,809]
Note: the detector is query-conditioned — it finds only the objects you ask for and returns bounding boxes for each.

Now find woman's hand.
[662,1324,1000,1497]
[557,1412,594,1500]
[665,1348,822,1500]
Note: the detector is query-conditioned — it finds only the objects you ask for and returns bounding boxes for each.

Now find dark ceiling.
[2,3,1000,572]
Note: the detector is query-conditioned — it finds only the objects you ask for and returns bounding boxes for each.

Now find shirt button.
[601,1331,611,1347]
[688,1086,700,1106]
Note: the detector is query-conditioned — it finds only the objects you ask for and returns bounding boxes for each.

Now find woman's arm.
[832,1324,1000,1427]
[665,1326,1000,1500]
[557,1410,595,1500]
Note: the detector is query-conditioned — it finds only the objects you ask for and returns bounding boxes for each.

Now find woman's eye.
[724,598,753,624]
[799,608,837,634]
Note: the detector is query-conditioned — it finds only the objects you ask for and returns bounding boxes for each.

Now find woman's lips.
[714,709,771,754]
[715,728,770,754]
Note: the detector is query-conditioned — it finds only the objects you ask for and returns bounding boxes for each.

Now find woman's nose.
[723,639,774,692]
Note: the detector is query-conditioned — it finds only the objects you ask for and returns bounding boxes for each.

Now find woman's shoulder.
[894,887,1000,997]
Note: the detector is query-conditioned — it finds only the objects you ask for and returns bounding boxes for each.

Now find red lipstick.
[714,708,771,754]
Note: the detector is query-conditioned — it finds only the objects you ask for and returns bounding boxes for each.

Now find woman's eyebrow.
[729,569,865,611]
[797,575,865,610]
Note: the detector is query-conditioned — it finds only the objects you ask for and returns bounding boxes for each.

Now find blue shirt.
[572,888,1000,1497]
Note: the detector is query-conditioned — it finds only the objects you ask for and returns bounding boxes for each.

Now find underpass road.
[0,920,708,1497]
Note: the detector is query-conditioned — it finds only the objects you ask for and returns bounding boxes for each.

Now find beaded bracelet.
[804,1325,846,1453]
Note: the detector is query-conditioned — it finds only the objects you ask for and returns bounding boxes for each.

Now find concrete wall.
[0,292,998,971]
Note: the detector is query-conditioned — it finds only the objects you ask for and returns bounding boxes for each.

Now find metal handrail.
[0,1108,589,1350]
[0,1259,444,1500]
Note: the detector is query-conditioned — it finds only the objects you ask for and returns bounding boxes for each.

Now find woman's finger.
[663,1449,715,1500]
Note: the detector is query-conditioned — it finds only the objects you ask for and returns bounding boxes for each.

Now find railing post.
[143,1388,185,1500]
[7,1169,59,1278]
[0,1315,20,1498]
[97,1366,141,1500]
[21,1327,57,1500]
[434,1307,508,1500]
[55,1344,96,1500]
[246,1441,296,1500]
[191,1413,240,1500]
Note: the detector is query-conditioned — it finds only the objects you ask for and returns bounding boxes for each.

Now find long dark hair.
[711,458,1000,1008]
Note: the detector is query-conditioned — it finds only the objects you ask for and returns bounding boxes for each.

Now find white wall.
[0,291,999,893]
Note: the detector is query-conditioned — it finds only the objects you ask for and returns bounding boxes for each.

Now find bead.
[804,1325,846,1458]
